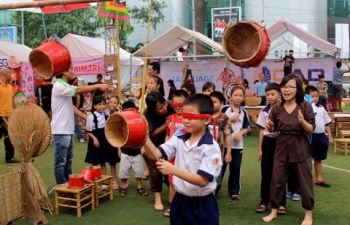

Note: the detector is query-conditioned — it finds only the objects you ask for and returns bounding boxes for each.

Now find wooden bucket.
[68,174,85,189]
[222,21,270,68]
[105,109,148,148]
[29,39,71,79]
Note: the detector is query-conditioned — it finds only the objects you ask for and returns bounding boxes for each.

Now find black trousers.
[0,117,15,161]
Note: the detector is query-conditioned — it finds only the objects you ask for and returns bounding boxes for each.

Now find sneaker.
[291,194,301,201]
[79,138,85,143]
[286,191,292,198]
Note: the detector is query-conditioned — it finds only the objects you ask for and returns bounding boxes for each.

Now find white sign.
[160,58,334,96]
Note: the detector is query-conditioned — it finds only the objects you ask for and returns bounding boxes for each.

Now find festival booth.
[62,33,144,88]
[133,21,340,100]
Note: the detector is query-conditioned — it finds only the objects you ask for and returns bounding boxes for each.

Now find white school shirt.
[256,104,279,138]
[222,105,250,149]
[86,111,107,132]
[158,130,222,197]
[51,78,77,134]
[314,104,332,134]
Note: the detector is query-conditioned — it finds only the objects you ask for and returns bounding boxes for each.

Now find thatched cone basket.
[222,20,270,68]
[5,104,52,223]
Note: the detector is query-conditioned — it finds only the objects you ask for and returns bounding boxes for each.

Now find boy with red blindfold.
[144,94,222,225]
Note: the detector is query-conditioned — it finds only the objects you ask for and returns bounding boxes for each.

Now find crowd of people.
[0,59,344,225]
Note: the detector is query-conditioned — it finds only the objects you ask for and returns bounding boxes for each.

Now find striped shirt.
[332,67,346,85]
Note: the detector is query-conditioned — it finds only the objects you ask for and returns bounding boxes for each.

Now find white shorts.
[118,153,144,179]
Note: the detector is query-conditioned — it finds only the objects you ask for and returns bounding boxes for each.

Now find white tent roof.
[133,25,223,57]
[267,19,340,56]
[61,33,143,66]
[0,41,32,62]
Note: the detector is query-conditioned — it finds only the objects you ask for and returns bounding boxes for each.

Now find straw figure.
[5,104,52,223]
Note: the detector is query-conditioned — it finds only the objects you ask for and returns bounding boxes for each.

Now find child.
[85,95,120,189]
[275,50,295,76]
[306,86,333,187]
[202,82,216,95]
[255,83,287,214]
[143,91,175,211]
[221,86,250,200]
[147,75,165,96]
[263,74,315,225]
[209,91,233,195]
[316,74,328,110]
[118,101,149,197]
[163,89,189,217]
[105,95,120,115]
[181,83,196,96]
[144,94,222,225]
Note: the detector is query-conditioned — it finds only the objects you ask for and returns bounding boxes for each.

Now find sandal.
[231,195,240,201]
[137,188,149,197]
[278,206,287,215]
[154,203,164,211]
[315,180,331,188]
[119,188,127,197]
[112,181,119,190]
[255,204,266,213]
[163,209,171,217]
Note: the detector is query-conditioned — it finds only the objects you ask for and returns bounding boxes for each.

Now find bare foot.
[262,209,277,222]
[301,210,313,225]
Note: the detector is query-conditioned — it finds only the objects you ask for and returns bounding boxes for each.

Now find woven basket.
[245,97,261,106]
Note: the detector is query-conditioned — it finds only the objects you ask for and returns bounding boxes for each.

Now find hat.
[318,74,325,79]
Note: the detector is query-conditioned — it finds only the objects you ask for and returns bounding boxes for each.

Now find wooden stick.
[0,0,112,10]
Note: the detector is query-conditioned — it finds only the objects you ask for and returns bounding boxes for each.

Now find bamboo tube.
[0,0,111,10]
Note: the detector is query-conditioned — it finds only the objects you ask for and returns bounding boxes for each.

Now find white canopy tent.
[0,40,32,62]
[133,25,224,57]
[62,33,144,89]
[267,19,341,56]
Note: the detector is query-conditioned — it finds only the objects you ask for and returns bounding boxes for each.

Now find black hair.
[243,79,249,89]
[167,79,175,88]
[148,75,165,96]
[280,73,304,104]
[254,80,259,84]
[202,82,216,92]
[68,77,78,85]
[289,50,294,53]
[181,83,196,95]
[172,89,189,99]
[43,77,53,82]
[145,91,167,113]
[122,101,136,110]
[149,62,160,74]
[179,47,184,52]
[209,91,225,103]
[183,94,214,115]
[91,95,106,112]
[230,85,245,97]
[56,73,63,79]
[336,61,342,68]
[265,82,281,93]
[97,74,103,78]
[305,85,318,95]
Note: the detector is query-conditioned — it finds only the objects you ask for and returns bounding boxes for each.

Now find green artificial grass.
[1,113,350,224]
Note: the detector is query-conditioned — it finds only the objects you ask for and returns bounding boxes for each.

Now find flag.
[98,2,132,35]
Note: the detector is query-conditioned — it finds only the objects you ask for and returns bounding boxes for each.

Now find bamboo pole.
[115,4,121,97]
[0,0,111,10]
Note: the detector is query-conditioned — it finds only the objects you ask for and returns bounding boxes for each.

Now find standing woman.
[263,74,315,225]
[167,79,177,101]
[143,91,175,211]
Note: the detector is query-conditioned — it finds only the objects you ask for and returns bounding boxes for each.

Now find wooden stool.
[93,175,114,206]
[54,184,94,218]
[333,138,350,156]
[339,130,350,138]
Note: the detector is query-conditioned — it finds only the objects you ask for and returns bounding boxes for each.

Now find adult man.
[51,64,113,185]
[34,77,53,117]
[91,74,104,99]
[254,73,268,105]
[148,61,160,76]
[179,42,192,85]
[332,60,350,111]
[275,50,295,76]
[0,68,19,163]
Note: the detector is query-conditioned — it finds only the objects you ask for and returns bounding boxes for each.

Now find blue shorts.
[311,133,329,160]
[170,192,219,225]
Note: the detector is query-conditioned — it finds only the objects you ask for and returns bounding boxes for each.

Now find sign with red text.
[72,57,105,75]
[160,58,334,96]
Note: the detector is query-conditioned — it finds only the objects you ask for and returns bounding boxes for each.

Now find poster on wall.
[160,58,333,97]
[0,27,17,43]
[211,7,241,44]
[20,62,35,100]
